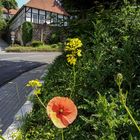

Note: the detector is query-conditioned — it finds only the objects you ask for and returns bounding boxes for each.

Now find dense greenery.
[1,0,18,19]
[61,0,140,17]
[22,22,33,46]
[0,11,6,31]
[18,2,140,140]
[32,40,44,47]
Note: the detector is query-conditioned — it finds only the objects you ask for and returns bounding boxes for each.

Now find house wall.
[25,7,68,26]
[9,6,69,44]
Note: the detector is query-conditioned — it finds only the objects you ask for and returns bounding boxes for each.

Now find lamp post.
[10,31,15,47]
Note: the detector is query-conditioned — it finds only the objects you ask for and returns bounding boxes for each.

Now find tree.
[22,22,33,46]
[2,0,18,19]
[61,0,139,18]
[0,3,6,31]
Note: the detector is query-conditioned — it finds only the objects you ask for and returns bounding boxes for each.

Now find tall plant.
[22,22,33,46]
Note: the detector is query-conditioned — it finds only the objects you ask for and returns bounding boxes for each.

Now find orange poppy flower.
[47,97,78,128]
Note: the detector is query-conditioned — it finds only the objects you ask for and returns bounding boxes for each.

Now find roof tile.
[25,0,69,16]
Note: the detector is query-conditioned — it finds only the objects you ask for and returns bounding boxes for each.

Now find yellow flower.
[66,54,77,65]
[65,38,83,65]
[26,79,42,88]
[65,38,83,52]
[34,89,41,95]
[77,49,82,57]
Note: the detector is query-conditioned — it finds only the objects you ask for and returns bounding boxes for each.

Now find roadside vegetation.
[1,0,140,140]
[10,1,140,140]
[5,42,63,52]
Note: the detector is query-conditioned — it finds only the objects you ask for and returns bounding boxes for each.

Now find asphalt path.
[0,52,61,87]
[0,52,61,133]
[0,60,45,87]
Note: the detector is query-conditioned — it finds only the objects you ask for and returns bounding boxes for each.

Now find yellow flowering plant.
[26,79,46,108]
[65,38,83,65]
[26,79,42,88]
[65,38,83,98]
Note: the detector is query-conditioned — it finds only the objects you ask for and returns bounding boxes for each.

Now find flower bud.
[116,73,123,87]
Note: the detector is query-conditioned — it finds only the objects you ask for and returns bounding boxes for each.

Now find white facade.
[10,6,68,31]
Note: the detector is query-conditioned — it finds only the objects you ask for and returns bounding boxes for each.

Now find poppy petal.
[47,97,78,128]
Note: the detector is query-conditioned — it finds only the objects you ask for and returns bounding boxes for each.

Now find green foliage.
[32,40,44,47]
[5,46,62,52]
[22,22,33,46]
[2,0,17,10]
[0,9,6,31]
[19,3,140,140]
[49,33,60,44]
[1,0,17,19]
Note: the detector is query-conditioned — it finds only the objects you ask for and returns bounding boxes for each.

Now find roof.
[2,7,19,15]
[25,0,69,16]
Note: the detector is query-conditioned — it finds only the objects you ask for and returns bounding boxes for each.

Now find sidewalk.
[0,64,49,134]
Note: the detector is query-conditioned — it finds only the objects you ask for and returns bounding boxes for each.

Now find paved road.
[0,52,61,87]
[0,52,61,133]
[0,52,61,63]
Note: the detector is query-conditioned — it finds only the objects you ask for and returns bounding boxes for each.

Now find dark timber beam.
[31,8,32,22]
[38,9,40,24]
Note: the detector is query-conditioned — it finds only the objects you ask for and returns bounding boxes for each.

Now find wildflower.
[26,79,42,95]
[77,49,82,57]
[65,38,83,52]
[65,38,83,65]
[34,89,41,95]
[47,97,78,128]
[26,79,42,88]
[66,54,77,65]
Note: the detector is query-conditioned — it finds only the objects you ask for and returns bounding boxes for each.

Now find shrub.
[32,40,44,47]
[22,22,33,46]
[5,46,62,52]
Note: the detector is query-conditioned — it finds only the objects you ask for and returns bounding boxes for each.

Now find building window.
[32,13,38,23]
[26,12,31,22]
[57,14,64,26]
[64,16,68,26]
[50,13,57,25]
[39,15,45,24]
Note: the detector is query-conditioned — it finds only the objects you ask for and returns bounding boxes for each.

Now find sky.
[17,0,29,8]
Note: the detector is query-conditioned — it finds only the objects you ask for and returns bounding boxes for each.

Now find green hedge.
[32,40,44,47]
[5,46,62,52]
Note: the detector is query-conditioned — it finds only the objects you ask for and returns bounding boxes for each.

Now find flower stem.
[0,135,5,140]
[118,86,140,133]
[70,65,76,98]
[61,129,64,140]
[36,94,46,110]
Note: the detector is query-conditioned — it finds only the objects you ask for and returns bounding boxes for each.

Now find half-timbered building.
[9,0,69,43]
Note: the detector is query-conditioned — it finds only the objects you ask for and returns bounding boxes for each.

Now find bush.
[19,3,140,140]
[22,22,33,45]
[32,40,44,47]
